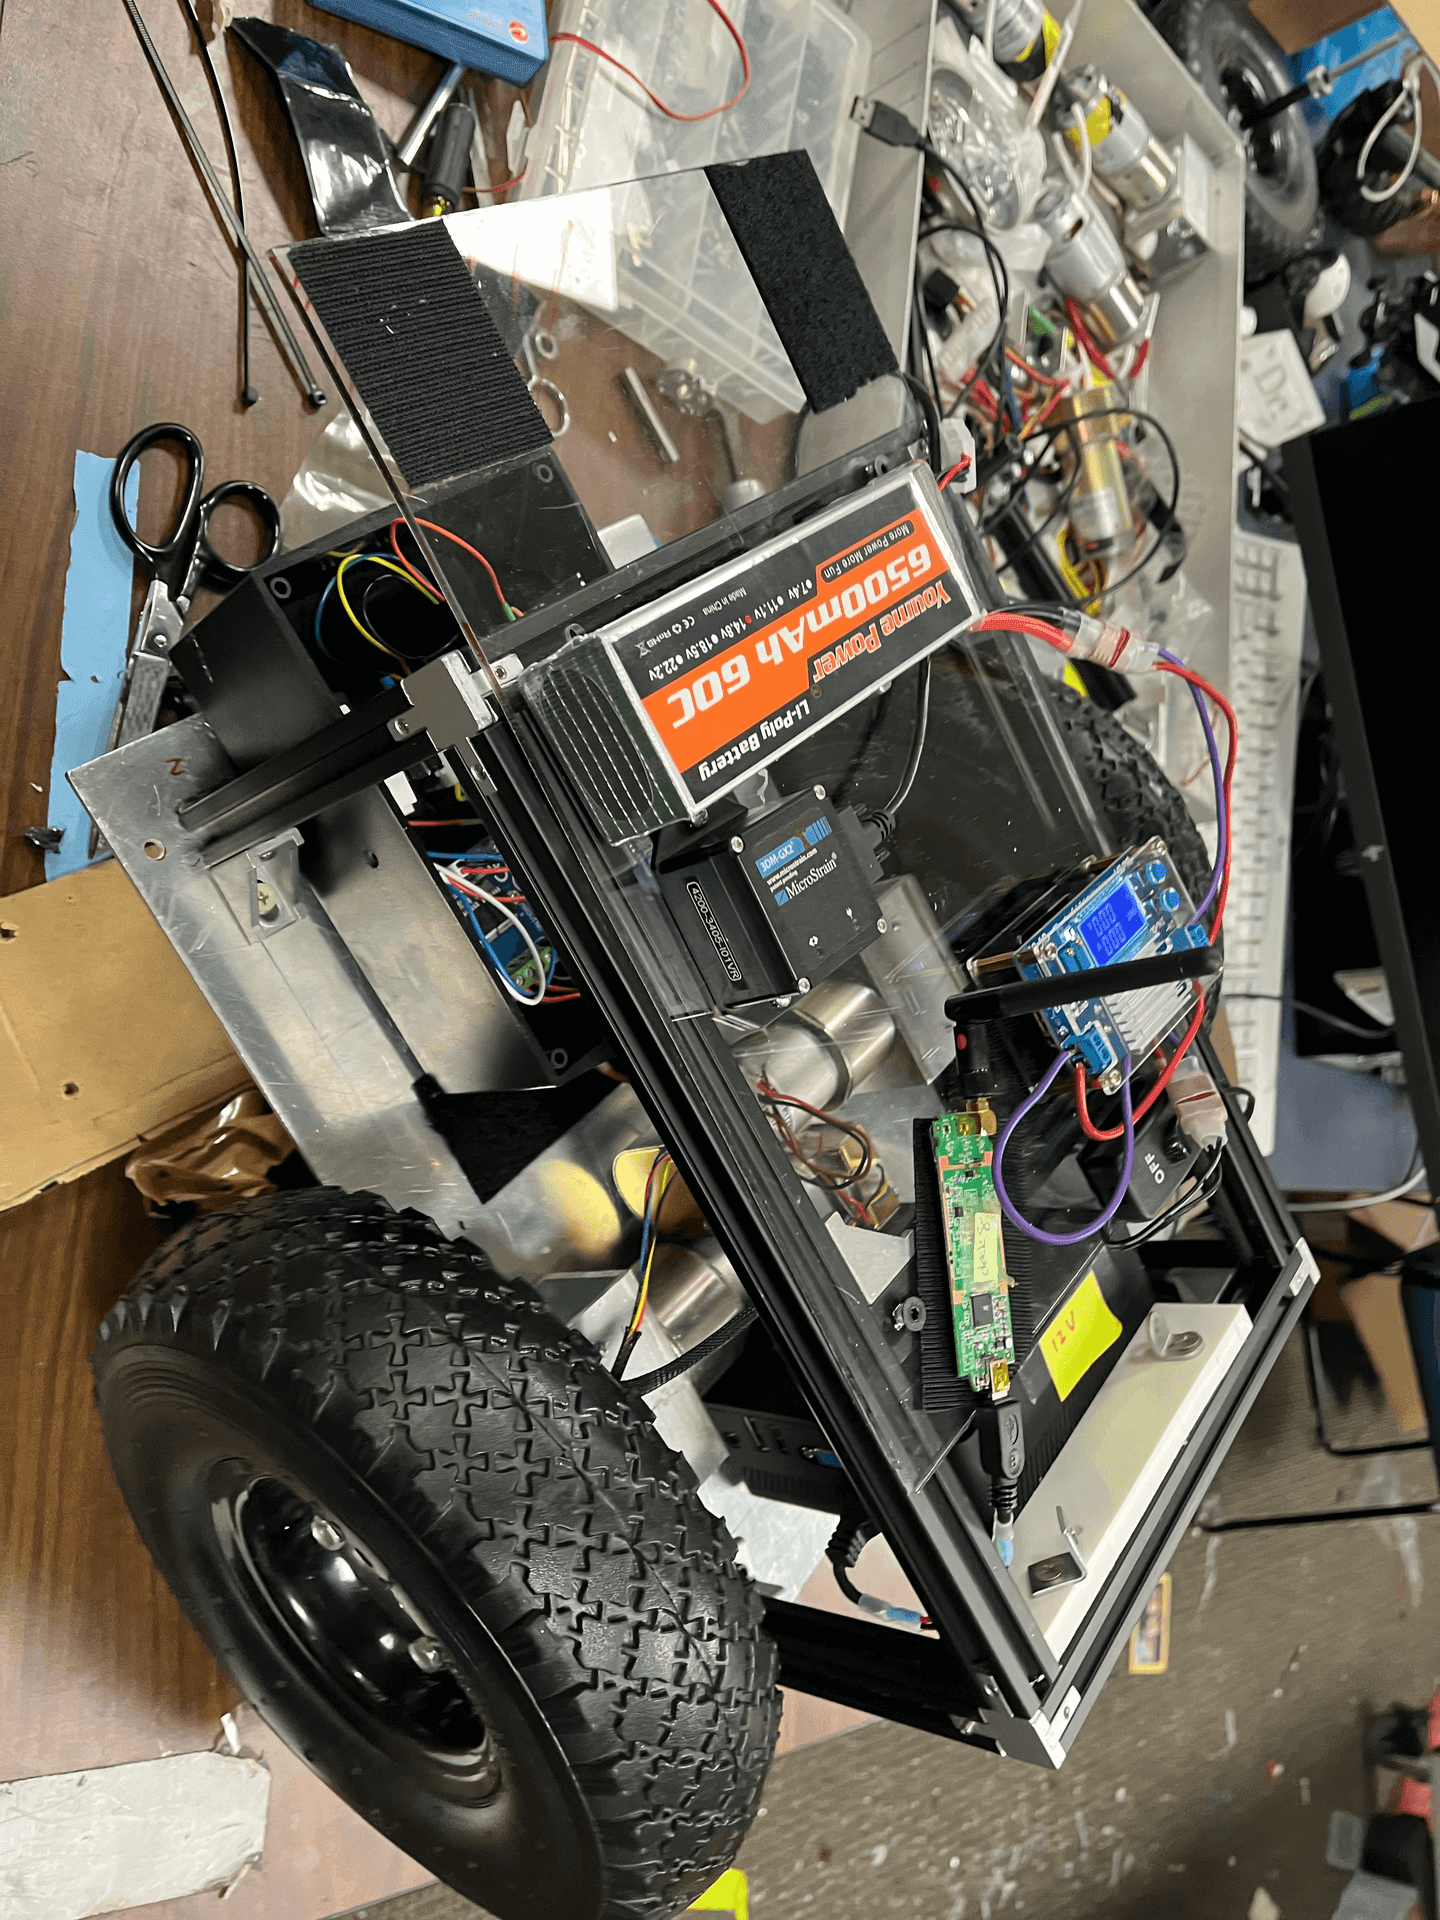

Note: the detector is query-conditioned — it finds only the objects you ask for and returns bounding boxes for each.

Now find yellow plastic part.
[689,1867,749,1918]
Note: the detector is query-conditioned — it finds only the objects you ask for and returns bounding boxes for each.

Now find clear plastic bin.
[520,0,871,420]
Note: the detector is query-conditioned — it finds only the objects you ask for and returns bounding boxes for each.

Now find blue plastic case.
[1016,838,1209,1089]
[309,0,548,85]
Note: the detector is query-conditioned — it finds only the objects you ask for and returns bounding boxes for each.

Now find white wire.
[1027,0,1082,126]
[1357,54,1433,203]
[442,866,548,1006]
[1292,1161,1428,1213]
[1070,101,1093,197]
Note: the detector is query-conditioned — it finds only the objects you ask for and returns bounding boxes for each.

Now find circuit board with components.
[931,1110,1015,1397]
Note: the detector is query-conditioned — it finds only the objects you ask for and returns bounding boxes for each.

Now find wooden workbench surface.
[0,8,824,1913]
[0,6,471,1914]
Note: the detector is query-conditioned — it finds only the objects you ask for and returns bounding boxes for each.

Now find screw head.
[796,976,811,993]
[808,935,819,947]
[310,1515,344,1552]
[813,785,826,800]
[876,917,887,933]
[408,1636,446,1673]
[729,836,745,853]
[394,717,411,737]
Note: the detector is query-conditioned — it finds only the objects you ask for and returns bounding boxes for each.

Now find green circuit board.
[931,1110,1015,1397]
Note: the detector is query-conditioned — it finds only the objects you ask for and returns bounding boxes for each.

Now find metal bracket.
[1290,1236,1321,1297]
[1027,1506,1088,1596]
[243,829,305,939]
[1148,1307,1205,1361]
[389,652,499,794]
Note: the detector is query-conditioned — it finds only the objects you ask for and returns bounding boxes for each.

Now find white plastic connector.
[1066,614,1160,674]
[1167,1054,1228,1152]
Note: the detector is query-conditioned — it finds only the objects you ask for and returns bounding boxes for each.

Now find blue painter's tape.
[46,452,138,880]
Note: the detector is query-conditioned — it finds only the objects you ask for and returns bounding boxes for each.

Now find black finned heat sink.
[288,222,551,487]
[912,1117,976,1412]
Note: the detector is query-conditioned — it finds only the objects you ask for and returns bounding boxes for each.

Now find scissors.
[103,421,281,755]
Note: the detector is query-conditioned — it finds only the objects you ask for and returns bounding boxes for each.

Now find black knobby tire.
[1045,679,1223,983]
[92,1189,778,1920]
[1152,0,1320,277]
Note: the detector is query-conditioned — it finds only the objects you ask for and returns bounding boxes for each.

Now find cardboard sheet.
[0,862,248,1211]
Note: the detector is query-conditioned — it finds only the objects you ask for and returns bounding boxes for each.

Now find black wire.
[832,1560,866,1607]
[911,261,943,418]
[1032,403,1183,604]
[1293,999,1396,1040]
[917,155,1011,417]
[177,0,254,406]
[622,1306,760,1396]
[1231,1085,1257,1120]
[902,370,944,476]
[863,656,932,839]
[1104,1146,1224,1249]
[990,457,1085,570]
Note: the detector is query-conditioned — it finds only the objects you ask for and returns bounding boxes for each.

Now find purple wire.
[1159,646,1225,923]
[992,1050,1135,1246]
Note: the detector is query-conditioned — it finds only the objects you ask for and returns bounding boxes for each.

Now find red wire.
[1064,298,1116,381]
[1023,385,1069,438]
[1006,347,1069,387]
[1074,990,1207,1142]
[389,517,514,617]
[462,169,527,198]
[970,611,1078,652]
[552,0,749,122]
[966,624,1238,944]
[937,460,970,491]
[1129,338,1151,379]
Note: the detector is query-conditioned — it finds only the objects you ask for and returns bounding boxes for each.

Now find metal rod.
[397,61,467,169]
[119,0,326,406]
[621,367,681,463]
[945,946,1216,1025]
[1239,28,1412,128]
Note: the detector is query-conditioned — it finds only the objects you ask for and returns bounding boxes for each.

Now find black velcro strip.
[705,150,898,415]
[289,223,551,486]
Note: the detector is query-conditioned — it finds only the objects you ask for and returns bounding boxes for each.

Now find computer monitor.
[1285,397,1440,1217]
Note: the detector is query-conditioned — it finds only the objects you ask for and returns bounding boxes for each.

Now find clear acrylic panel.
[282,173,1112,1637]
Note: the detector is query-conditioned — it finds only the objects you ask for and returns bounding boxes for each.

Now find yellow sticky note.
[689,1868,748,1918]
[1040,1269,1121,1402]
[974,1211,1002,1293]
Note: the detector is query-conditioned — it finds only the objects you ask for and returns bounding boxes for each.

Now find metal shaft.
[397,61,467,169]
[1239,27,1412,128]
[120,0,326,406]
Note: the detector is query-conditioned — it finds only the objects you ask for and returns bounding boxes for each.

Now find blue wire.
[313,576,338,658]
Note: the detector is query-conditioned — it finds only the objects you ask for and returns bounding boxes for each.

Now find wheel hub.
[231,1476,501,1798]
[1219,60,1285,180]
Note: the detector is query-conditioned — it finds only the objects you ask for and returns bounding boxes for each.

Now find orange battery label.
[598,466,978,813]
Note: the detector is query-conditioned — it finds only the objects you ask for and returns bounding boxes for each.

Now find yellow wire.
[625,1158,673,1343]
[334,554,442,662]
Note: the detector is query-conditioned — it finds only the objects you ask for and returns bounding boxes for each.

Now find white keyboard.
[1220,532,1308,1154]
